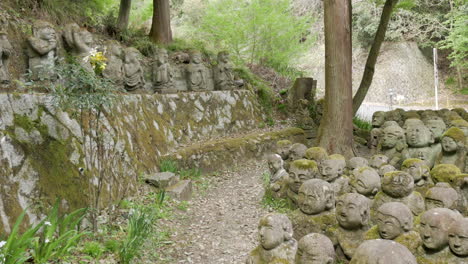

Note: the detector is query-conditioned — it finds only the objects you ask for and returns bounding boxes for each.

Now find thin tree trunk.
[117,0,132,31]
[352,0,399,115]
[149,0,173,44]
[317,0,354,158]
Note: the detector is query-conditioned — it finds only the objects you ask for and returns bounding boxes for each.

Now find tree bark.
[317,0,354,158]
[117,0,132,31]
[352,0,399,115]
[149,0,173,44]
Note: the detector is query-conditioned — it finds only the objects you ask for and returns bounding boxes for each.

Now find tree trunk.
[352,0,399,115]
[117,0,132,31]
[149,0,173,44]
[317,0,354,158]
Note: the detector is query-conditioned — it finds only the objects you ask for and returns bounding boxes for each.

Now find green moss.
[277,139,292,147]
[364,225,380,240]
[291,159,317,170]
[329,154,345,160]
[401,158,425,169]
[430,164,462,184]
[451,119,468,128]
[442,127,466,143]
[305,147,328,161]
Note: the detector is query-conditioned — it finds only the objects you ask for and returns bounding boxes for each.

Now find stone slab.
[166,180,193,201]
[144,172,179,189]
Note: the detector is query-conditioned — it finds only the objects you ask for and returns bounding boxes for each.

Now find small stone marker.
[166,180,193,201]
[144,172,179,189]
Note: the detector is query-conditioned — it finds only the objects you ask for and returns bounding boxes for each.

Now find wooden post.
[433,48,439,110]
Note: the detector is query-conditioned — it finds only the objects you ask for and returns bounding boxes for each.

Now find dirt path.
[157,162,269,264]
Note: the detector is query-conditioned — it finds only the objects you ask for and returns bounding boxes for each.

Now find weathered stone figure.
[187,51,209,91]
[378,123,406,168]
[372,171,425,216]
[379,164,396,177]
[214,51,235,90]
[287,159,319,204]
[246,213,297,264]
[425,182,459,210]
[425,119,446,143]
[430,163,462,184]
[369,154,389,170]
[295,233,335,264]
[153,48,174,93]
[319,156,349,196]
[276,140,292,161]
[268,154,288,184]
[123,47,145,91]
[63,23,94,72]
[350,167,381,199]
[305,147,328,164]
[448,218,468,258]
[290,179,336,240]
[350,240,417,264]
[417,208,462,262]
[435,127,466,172]
[402,119,437,168]
[347,157,369,172]
[372,111,386,128]
[401,158,433,194]
[26,21,57,80]
[289,143,308,162]
[0,32,12,84]
[102,41,123,85]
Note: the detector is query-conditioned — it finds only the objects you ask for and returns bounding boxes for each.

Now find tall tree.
[149,0,173,44]
[317,0,354,158]
[352,0,399,114]
[117,0,132,31]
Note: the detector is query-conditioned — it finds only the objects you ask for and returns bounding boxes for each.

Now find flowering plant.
[89,50,107,75]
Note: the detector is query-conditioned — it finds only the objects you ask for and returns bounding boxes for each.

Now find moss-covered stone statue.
[425,182,459,211]
[123,47,145,92]
[402,119,438,168]
[102,41,123,85]
[329,193,371,261]
[288,143,307,162]
[286,159,319,205]
[430,164,462,185]
[350,240,417,264]
[365,202,421,254]
[372,111,386,128]
[377,123,406,168]
[350,167,381,199]
[448,218,468,261]
[304,147,328,164]
[347,157,369,172]
[425,119,446,151]
[152,48,175,93]
[435,127,466,172]
[450,119,468,137]
[369,112,386,154]
[318,155,350,196]
[276,140,292,161]
[268,154,288,184]
[0,32,12,85]
[187,51,209,91]
[416,208,462,263]
[63,23,94,72]
[295,233,335,264]
[26,21,57,80]
[453,174,468,216]
[369,154,389,170]
[372,171,425,216]
[378,164,396,177]
[401,158,433,194]
[289,179,337,240]
[246,213,297,264]
[214,51,235,90]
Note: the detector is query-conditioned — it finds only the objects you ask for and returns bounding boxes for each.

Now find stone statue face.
[348,157,368,171]
[258,217,284,250]
[298,179,333,215]
[336,194,369,230]
[372,112,385,127]
[448,218,468,257]
[369,154,388,169]
[288,166,314,194]
[219,52,229,63]
[351,168,380,197]
[296,233,334,264]
[319,159,344,182]
[289,144,307,161]
[376,213,404,240]
[381,125,404,149]
[382,171,414,198]
[426,120,446,141]
[441,136,458,153]
[350,240,417,264]
[425,183,458,210]
[379,165,396,177]
[402,160,428,183]
[192,53,202,64]
[405,124,433,147]
[268,155,283,174]
[36,26,55,41]
[156,50,168,64]
[419,209,459,251]
[277,146,290,160]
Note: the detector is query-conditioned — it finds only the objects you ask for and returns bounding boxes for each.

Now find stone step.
[166,180,193,201]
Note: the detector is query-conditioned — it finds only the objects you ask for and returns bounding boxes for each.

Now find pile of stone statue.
[0,21,243,92]
[246,134,468,263]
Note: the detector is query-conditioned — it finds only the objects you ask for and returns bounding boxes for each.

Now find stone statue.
[246,213,297,264]
[401,158,433,194]
[123,47,145,92]
[214,51,235,90]
[290,179,337,240]
[378,123,406,168]
[63,23,94,72]
[417,208,462,262]
[430,164,462,184]
[332,193,371,260]
[26,21,57,80]
[268,154,288,184]
[379,164,396,178]
[319,156,349,196]
[350,240,417,264]
[402,119,438,168]
[451,119,468,137]
[350,167,381,199]
[365,202,421,254]
[152,48,175,93]
[421,110,441,123]
[287,159,319,204]
[102,41,123,85]
[296,233,335,264]
[425,119,446,144]
[187,51,209,91]
[369,154,389,170]
[372,111,386,128]
[402,111,421,122]
[448,218,468,258]
[385,109,403,126]
[453,174,468,216]
[368,128,382,154]
[276,140,292,161]
[425,182,459,210]
[288,143,308,162]
[347,157,369,172]
[305,147,328,164]
[435,127,466,172]
[0,32,12,85]
[372,171,425,216]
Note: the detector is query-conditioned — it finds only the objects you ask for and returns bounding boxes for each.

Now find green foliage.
[104,239,120,253]
[197,0,314,76]
[83,241,105,258]
[179,168,202,180]
[159,159,178,173]
[118,207,156,264]
[353,116,372,131]
[261,189,294,214]
[439,2,468,70]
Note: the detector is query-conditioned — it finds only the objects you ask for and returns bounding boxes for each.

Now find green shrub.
[353,116,372,131]
[179,168,202,180]
[159,159,178,173]
[83,241,105,258]
[104,239,120,253]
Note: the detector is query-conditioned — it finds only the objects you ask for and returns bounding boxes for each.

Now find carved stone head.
[401,158,430,184]
[319,158,345,182]
[419,208,461,251]
[350,240,417,264]
[155,48,169,65]
[380,124,405,149]
[450,119,468,136]
[425,119,447,142]
[425,182,458,210]
[385,110,402,124]
[448,218,468,257]
[430,164,462,184]
[347,157,369,171]
[305,147,328,164]
[382,171,414,198]
[336,193,370,230]
[297,179,334,215]
[376,202,413,240]
[372,111,385,128]
[350,167,381,198]
[217,51,230,64]
[405,120,434,147]
[32,20,56,41]
[268,154,284,175]
[191,51,203,64]
[441,127,466,153]
[296,233,335,264]
[276,140,292,160]
[288,159,319,194]
[369,154,389,169]
[289,143,308,161]
[258,213,294,250]
[378,164,396,178]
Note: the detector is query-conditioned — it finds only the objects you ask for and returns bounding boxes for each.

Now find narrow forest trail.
[156,162,269,264]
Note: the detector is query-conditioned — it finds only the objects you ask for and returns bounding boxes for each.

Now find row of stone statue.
[369,108,468,173]
[0,21,242,92]
[246,210,467,263]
